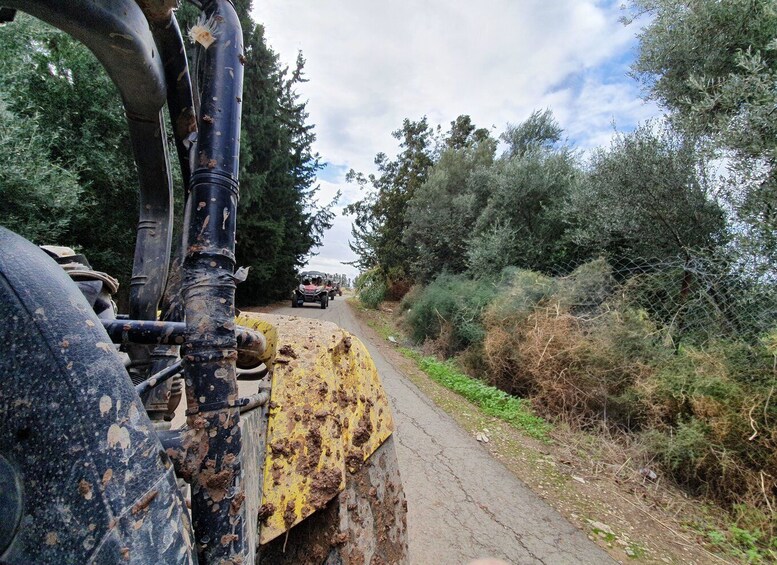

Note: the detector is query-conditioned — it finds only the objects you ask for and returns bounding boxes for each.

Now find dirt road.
[269,297,615,565]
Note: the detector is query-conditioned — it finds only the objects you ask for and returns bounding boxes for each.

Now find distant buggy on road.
[292,270,329,308]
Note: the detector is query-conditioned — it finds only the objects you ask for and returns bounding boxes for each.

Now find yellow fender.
[236,312,394,544]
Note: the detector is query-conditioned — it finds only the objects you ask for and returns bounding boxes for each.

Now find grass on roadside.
[351,296,552,442]
[400,347,552,441]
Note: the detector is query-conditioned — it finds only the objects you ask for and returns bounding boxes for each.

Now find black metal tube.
[7,0,174,322]
[126,115,174,321]
[179,1,246,562]
[135,360,183,395]
[104,319,186,345]
[102,319,266,368]
[151,15,197,197]
[238,391,270,414]
[158,389,268,481]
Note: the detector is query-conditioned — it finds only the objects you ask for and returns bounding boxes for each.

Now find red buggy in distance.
[292,270,329,309]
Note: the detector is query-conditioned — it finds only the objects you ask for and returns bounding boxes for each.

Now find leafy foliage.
[470,130,580,272]
[465,221,519,280]
[403,125,497,281]
[402,273,497,354]
[501,109,563,158]
[354,267,387,309]
[628,0,777,143]
[628,0,777,266]
[0,6,331,306]
[0,15,139,297]
[568,122,727,260]
[345,117,436,283]
[0,98,83,243]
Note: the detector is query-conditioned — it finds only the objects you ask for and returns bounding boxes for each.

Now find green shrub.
[646,419,711,475]
[403,273,497,354]
[355,268,387,309]
[398,284,423,313]
[640,341,777,507]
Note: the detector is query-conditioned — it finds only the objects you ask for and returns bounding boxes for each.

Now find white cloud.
[313,179,345,208]
[305,211,359,280]
[251,0,661,275]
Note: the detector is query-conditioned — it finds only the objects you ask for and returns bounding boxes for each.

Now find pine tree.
[234,17,334,304]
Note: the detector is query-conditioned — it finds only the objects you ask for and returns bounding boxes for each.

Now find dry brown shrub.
[516,304,605,426]
[483,300,654,430]
[481,323,521,392]
[385,277,412,301]
[421,320,455,359]
[690,395,724,420]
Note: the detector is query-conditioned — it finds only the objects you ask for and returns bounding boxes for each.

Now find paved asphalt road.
[268,297,616,565]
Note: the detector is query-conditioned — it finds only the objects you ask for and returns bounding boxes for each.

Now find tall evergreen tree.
[0,14,139,296]
[234,17,334,304]
[344,117,436,283]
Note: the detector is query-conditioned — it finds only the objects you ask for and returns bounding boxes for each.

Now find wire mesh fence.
[401,252,777,519]
[547,253,777,350]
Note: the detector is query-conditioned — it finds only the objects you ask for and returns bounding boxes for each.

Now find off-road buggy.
[0,1,407,563]
[324,279,336,300]
[292,271,329,309]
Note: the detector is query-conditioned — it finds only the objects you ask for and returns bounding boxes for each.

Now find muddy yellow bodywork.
[237,315,278,368]
[236,312,394,545]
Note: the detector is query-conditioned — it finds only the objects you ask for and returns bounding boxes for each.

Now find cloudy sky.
[250,0,660,280]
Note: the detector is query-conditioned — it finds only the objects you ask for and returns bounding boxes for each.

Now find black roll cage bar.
[2,1,247,561]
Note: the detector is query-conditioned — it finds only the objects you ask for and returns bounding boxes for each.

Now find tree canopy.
[344,117,436,283]
[349,107,729,288]
[568,122,727,260]
[628,0,777,266]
